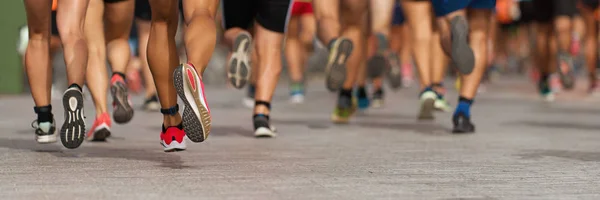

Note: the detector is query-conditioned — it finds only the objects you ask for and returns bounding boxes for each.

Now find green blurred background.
[0,1,25,94]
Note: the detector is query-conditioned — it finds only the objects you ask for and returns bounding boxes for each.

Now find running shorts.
[392,2,405,25]
[518,0,535,24]
[532,0,578,22]
[135,0,184,21]
[291,0,313,16]
[431,0,496,17]
[581,0,600,9]
[221,0,292,33]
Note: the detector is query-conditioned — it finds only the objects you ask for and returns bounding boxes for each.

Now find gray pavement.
[1,78,600,200]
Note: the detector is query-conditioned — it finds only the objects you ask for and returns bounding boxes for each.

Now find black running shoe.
[32,119,57,144]
[367,34,389,79]
[143,95,160,112]
[450,16,475,75]
[371,89,384,108]
[111,75,134,124]
[253,115,276,138]
[61,87,86,149]
[325,38,353,92]
[227,32,253,89]
[452,113,475,134]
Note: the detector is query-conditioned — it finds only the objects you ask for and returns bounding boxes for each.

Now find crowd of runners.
[17,0,600,151]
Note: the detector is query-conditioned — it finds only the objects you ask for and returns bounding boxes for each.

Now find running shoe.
[539,78,555,102]
[449,16,475,75]
[289,82,305,104]
[86,113,111,141]
[556,52,575,90]
[32,119,56,144]
[243,84,256,108]
[588,78,600,97]
[418,90,437,120]
[331,95,356,124]
[127,70,143,94]
[386,53,403,89]
[60,87,86,149]
[434,96,452,112]
[143,95,160,112]
[111,75,134,124]
[253,114,277,138]
[367,33,389,79]
[401,63,414,88]
[325,38,353,91]
[174,63,211,143]
[227,32,252,89]
[371,89,384,108]
[452,113,475,134]
[550,73,562,93]
[160,125,187,152]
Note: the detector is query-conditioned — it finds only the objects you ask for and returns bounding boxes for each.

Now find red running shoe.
[174,63,211,143]
[86,113,112,141]
[160,125,186,152]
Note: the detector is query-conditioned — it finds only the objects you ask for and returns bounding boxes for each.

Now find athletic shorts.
[221,0,292,33]
[431,0,496,17]
[518,0,535,24]
[291,1,313,16]
[581,0,600,8]
[392,2,405,25]
[135,0,184,21]
[532,0,578,22]
[51,11,59,36]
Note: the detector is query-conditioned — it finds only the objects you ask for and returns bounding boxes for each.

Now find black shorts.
[517,0,535,24]
[51,11,59,36]
[581,0,600,8]
[221,0,292,33]
[135,0,184,21]
[533,0,578,22]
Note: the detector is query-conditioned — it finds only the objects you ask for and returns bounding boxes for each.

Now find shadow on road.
[517,150,600,162]
[0,138,193,169]
[504,120,600,131]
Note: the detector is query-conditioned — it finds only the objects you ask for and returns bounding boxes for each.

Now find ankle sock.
[340,88,352,98]
[68,84,82,92]
[454,96,473,117]
[357,86,367,99]
[34,105,53,123]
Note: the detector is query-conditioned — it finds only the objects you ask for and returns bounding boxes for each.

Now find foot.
[253,114,277,138]
[60,87,86,149]
[289,82,305,104]
[143,95,160,112]
[325,38,353,91]
[450,16,475,75]
[539,78,555,102]
[227,32,253,89]
[243,84,256,108]
[331,95,356,124]
[452,113,475,134]
[367,34,389,79]
[556,52,575,90]
[32,119,56,144]
[160,124,187,152]
[386,53,403,89]
[418,90,437,120]
[86,113,111,142]
[111,75,134,124]
[434,96,452,112]
[174,63,211,143]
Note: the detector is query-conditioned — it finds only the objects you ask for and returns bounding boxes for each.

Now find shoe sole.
[112,82,134,124]
[174,64,211,143]
[418,98,436,120]
[434,100,451,112]
[325,38,353,91]
[452,126,475,134]
[88,127,111,142]
[61,88,86,149]
[227,32,252,89]
[36,133,57,144]
[254,127,276,138]
[367,54,387,79]
[450,16,475,75]
[161,140,187,152]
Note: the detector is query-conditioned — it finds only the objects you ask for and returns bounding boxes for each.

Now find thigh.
[104,0,135,39]
[56,0,89,35]
[24,0,52,34]
[182,0,219,22]
[256,0,292,33]
[221,0,256,30]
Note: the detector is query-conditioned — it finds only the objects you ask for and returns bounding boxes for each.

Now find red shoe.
[111,74,134,124]
[401,63,414,87]
[174,63,211,143]
[126,70,143,94]
[86,113,111,141]
[160,125,187,152]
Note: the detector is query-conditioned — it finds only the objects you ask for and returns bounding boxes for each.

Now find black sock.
[68,83,82,92]
[340,88,352,98]
[113,72,127,82]
[34,105,53,123]
[540,73,550,83]
[357,86,367,98]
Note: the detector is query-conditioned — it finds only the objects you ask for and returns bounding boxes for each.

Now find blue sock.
[454,96,473,117]
[420,87,434,96]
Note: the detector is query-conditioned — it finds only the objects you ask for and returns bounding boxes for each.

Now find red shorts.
[291,1,313,16]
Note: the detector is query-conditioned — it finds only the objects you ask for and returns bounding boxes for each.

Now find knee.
[58,25,84,45]
[554,18,571,34]
[185,8,215,25]
[413,28,432,43]
[469,30,487,46]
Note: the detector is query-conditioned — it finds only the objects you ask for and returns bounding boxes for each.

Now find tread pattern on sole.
[227,33,252,89]
[60,89,86,149]
[112,82,134,124]
[174,65,211,143]
[325,38,353,91]
[450,16,475,75]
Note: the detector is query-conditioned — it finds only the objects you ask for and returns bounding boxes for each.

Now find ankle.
[160,105,182,127]
[34,105,53,123]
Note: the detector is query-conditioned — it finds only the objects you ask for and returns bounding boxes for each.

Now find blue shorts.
[128,38,139,56]
[432,0,496,17]
[392,2,405,25]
